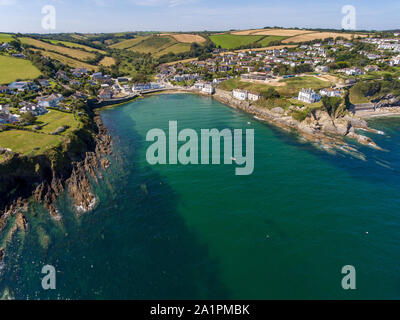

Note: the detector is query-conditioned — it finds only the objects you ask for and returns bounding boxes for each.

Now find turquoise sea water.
[1,94,400,299]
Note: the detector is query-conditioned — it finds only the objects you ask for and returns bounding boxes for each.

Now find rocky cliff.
[214,88,380,151]
[372,94,400,108]
[0,111,112,234]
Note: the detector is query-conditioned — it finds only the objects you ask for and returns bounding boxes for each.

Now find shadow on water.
[0,107,230,300]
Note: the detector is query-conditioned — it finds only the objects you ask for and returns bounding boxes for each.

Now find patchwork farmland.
[19,37,97,61]
[16,36,116,71]
[109,34,192,57]
[210,28,369,49]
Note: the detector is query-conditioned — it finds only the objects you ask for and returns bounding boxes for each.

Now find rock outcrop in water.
[0,107,112,267]
[0,110,113,247]
[213,88,381,151]
[66,120,112,213]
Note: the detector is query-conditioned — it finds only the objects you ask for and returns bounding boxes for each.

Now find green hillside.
[127,35,175,53]
[257,35,287,46]
[154,43,191,57]
[46,40,106,54]
[0,55,42,84]
[209,34,287,49]
[109,36,152,49]
[0,33,13,43]
[110,35,192,57]
[209,34,263,49]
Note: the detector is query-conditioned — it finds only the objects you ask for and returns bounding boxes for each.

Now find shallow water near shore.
[1,93,400,299]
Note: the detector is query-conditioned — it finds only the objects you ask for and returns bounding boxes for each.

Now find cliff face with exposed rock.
[0,111,112,232]
[213,88,380,151]
[372,94,400,109]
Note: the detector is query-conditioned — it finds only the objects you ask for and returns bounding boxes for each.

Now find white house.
[132,82,164,92]
[213,78,228,85]
[248,92,261,101]
[20,104,48,116]
[132,83,151,91]
[201,84,214,95]
[37,94,63,108]
[298,88,321,104]
[91,72,103,81]
[233,89,248,101]
[150,82,164,90]
[0,105,10,123]
[193,82,206,90]
[0,105,10,114]
[390,56,400,66]
[315,65,328,73]
[320,88,342,97]
[9,81,37,92]
[343,68,364,76]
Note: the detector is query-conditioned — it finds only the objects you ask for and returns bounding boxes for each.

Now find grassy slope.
[20,37,96,61]
[277,76,332,97]
[25,110,79,135]
[109,35,192,57]
[109,36,151,49]
[154,43,191,57]
[0,55,42,84]
[257,35,288,46]
[209,34,263,49]
[349,86,371,104]
[99,56,116,66]
[127,35,176,54]
[46,40,106,54]
[0,34,13,43]
[36,50,98,71]
[0,110,84,159]
[0,130,63,156]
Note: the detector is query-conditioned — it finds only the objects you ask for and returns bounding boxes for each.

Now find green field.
[36,50,97,71]
[26,110,79,135]
[257,35,287,46]
[209,34,288,49]
[276,76,332,97]
[127,35,175,53]
[109,36,152,49]
[154,42,191,57]
[19,37,96,61]
[209,34,263,49]
[0,55,42,84]
[0,130,63,156]
[46,39,106,54]
[349,86,371,104]
[110,35,192,56]
[0,33,13,43]
[219,76,331,97]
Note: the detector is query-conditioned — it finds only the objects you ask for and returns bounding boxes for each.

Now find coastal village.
[1,31,400,160]
[1,3,400,300]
